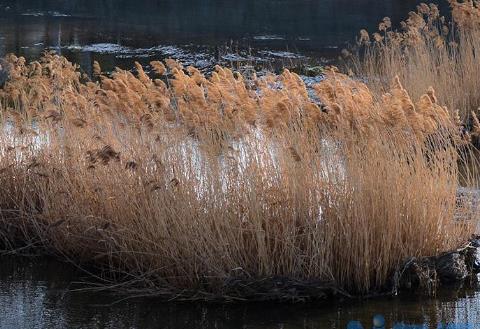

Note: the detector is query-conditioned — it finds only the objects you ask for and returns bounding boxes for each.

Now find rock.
[395,237,480,295]
[435,252,468,283]
[397,258,436,291]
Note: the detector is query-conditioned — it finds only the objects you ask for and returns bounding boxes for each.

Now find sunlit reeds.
[0,52,477,298]
[349,1,480,126]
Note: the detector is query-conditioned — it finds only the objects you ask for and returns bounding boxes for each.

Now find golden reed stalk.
[349,1,480,127]
[0,49,477,297]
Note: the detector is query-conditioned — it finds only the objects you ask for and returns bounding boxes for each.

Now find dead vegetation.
[0,42,477,299]
[348,0,480,130]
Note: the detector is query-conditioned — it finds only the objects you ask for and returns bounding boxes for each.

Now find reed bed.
[0,52,477,299]
[349,0,480,126]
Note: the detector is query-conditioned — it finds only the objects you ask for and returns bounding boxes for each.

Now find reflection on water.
[0,0,448,72]
[0,256,480,329]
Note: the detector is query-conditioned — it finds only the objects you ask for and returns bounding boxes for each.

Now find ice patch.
[152,45,185,56]
[253,35,285,41]
[221,53,264,62]
[65,43,191,59]
[221,53,245,61]
[21,11,71,17]
[258,50,305,59]
[68,43,133,54]
[301,75,326,87]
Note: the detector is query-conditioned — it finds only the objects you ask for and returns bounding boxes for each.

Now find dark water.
[0,0,449,73]
[1,256,480,329]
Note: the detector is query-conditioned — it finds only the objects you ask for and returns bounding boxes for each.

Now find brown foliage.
[351,1,480,124]
[0,53,477,296]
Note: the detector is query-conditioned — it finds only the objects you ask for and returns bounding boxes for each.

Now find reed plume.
[0,52,477,298]
[349,1,480,126]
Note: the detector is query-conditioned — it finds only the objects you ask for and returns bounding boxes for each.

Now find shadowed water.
[0,256,480,329]
[0,0,449,73]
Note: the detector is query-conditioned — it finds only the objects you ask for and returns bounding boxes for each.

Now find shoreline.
[2,235,479,303]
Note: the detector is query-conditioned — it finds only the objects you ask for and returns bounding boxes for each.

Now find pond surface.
[0,256,480,329]
[0,0,449,73]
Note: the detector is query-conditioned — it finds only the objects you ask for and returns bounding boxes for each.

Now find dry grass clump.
[0,53,477,298]
[349,1,480,124]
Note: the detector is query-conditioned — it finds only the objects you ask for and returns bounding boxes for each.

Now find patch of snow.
[70,43,133,54]
[21,11,71,17]
[258,50,305,59]
[253,35,285,41]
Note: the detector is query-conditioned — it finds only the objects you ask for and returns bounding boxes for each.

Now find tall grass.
[0,52,477,298]
[349,1,480,124]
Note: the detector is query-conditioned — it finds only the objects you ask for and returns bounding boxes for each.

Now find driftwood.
[394,235,480,294]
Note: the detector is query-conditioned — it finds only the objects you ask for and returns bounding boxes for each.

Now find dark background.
[0,1,448,71]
